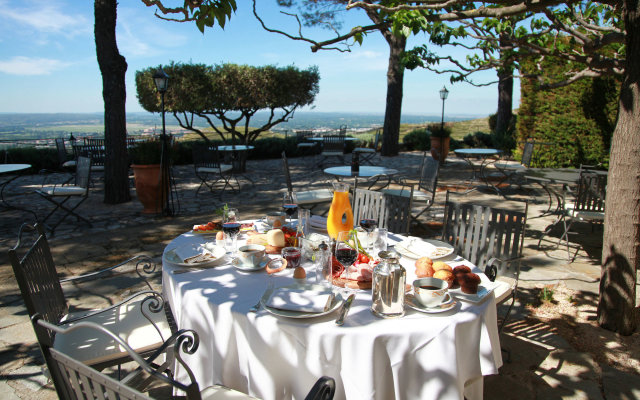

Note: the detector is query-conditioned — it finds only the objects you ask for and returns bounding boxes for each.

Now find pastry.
[415,265,435,278]
[433,269,455,288]
[459,272,481,294]
[415,257,433,269]
[432,261,452,272]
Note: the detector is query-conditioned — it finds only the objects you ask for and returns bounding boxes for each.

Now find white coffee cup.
[238,244,266,267]
[265,212,286,228]
[413,277,449,307]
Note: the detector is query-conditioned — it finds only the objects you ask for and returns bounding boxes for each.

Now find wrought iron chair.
[36,156,92,234]
[353,187,413,235]
[34,317,336,400]
[192,143,237,198]
[55,138,77,172]
[318,135,345,168]
[492,141,535,188]
[382,152,439,225]
[442,192,528,332]
[8,223,173,376]
[282,151,332,212]
[295,130,317,153]
[352,128,381,165]
[83,138,106,173]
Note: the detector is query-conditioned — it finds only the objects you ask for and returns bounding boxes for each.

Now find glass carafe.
[326,182,354,239]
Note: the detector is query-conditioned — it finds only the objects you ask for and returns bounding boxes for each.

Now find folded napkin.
[407,239,436,256]
[175,245,216,265]
[310,215,327,230]
[266,288,334,313]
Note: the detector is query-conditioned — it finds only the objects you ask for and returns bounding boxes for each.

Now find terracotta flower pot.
[430,136,450,162]
[132,164,167,214]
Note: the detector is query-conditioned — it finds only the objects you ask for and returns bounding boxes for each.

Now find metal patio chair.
[296,130,318,153]
[442,192,528,333]
[282,151,333,212]
[8,223,173,380]
[353,187,413,235]
[492,141,535,188]
[55,138,77,172]
[352,128,381,165]
[192,143,237,198]
[317,135,345,168]
[34,317,336,400]
[36,156,92,234]
[382,152,439,226]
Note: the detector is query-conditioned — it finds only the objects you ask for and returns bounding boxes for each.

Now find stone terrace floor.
[0,151,638,399]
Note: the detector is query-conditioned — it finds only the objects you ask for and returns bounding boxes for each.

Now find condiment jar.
[371,251,405,318]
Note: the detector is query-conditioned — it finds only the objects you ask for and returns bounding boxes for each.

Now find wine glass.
[282,192,298,226]
[335,231,358,292]
[222,222,241,258]
[224,208,239,223]
[359,217,378,254]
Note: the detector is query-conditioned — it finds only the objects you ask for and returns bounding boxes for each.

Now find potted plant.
[427,123,452,162]
[129,139,167,214]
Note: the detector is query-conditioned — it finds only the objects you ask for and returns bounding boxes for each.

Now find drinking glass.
[282,192,298,226]
[297,208,310,238]
[335,231,358,291]
[359,217,378,253]
[224,208,239,223]
[372,228,388,258]
[281,247,302,269]
[222,222,241,258]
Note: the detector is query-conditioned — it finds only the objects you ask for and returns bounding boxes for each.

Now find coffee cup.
[265,212,286,228]
[238,244,266,267]
[413,277,448,307]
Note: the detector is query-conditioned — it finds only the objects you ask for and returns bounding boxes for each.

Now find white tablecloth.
[162,230,502,400]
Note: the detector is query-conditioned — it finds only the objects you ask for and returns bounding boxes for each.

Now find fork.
[249,284,274,313]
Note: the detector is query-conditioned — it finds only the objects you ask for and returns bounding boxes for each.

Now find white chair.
[353,187,413,235]
[282,151,333,212]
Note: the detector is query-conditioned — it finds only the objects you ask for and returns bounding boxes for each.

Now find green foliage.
[4,147,56,172]
[517,54,619,168]
[402,127,430,151]
[426,122,452,138]
[129,140,163,165]
[462,132,493,148]
[539,287,555,303]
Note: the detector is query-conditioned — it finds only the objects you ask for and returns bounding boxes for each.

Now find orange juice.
[327,183,354,239]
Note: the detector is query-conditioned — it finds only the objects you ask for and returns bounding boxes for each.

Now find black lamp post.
[439,85,449,130]
[152,67,175,216]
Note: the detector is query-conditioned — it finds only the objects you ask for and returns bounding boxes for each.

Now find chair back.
[193,143,222,169]
[418,153,439,196]
[83,139,105,167]
[55,138,69,167]
[8,224,68,348]
[35,317,203,400]
[373,129,381,151]
[338,125,347,136]
[573,169,606,213]
[521,141,535,167]
[74,156,92,190]
[442,193,527,279]
[322,135,345,154]
[353,188,413,235]
[281,151,294,193]
[296,130,313,142]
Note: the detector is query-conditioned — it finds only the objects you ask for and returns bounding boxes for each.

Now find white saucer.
[233,256,270,272]
[405,293,457,314]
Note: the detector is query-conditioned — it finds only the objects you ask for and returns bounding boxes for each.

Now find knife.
[335,294,355,326]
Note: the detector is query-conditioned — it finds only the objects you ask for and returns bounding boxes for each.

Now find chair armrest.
[60,254,158,291]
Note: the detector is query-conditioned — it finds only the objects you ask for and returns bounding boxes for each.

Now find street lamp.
[439,85,449,130]
[152,67,175,216]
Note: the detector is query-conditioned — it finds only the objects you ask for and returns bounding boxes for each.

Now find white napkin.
[407,239,436,256]
[175,245,216,264]
[266,288,334,313]
[310,215,327,230]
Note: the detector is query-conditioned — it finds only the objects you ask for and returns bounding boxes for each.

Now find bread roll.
[433,269,455,288]
[415,265,435,278]
[266,229,286,247]
[432,261,452,272]
[415,257,433,269]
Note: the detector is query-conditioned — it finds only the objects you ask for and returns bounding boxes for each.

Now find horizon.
[0,2,520,116]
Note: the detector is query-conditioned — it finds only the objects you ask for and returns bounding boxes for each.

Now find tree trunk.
[597,0,639,335]
[95,0,130,204]
[494,41,513,136]
[380,33,406,157]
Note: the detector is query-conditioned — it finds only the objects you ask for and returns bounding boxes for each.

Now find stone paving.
[0,151,638,399]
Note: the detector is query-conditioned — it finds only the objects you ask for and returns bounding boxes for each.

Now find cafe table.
[453,148,503,195]
[217,145,255,173]
[162,223,503,400]
[0,164,37,218]
[323,165,399,190]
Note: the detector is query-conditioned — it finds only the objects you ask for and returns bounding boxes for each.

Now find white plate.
[449,281,498,303]
[261,283,342,319]
[405,293,457,314]
[163,243,227,268]
[232,256,270,272]
[394,238,455,260]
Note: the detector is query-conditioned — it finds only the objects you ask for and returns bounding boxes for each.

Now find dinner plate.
[261,283,342,319]
[449,280,498,303]
[394,238,455,260]
[163,243,227,268]
[405,293,457,314]
[232,256,270,272]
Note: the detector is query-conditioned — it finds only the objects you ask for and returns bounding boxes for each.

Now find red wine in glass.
[335,248,358,266]
[222,222,241,236]
[283,203,298,225]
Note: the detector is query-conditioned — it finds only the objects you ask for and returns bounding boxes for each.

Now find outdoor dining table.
[162,222,503,400]
[0,164,37,218]
[454,148,503,194]
[323,165,399,190]
[217,145,255,173]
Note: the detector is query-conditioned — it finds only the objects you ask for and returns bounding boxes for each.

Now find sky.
[0,0,519,118]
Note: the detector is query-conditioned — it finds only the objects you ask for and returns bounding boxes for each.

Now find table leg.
[0,175,38,220]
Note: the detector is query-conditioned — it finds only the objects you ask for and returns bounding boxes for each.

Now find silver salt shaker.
[371,251,405,318]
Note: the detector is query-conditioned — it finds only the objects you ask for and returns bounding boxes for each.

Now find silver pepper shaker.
[371,251,405,318]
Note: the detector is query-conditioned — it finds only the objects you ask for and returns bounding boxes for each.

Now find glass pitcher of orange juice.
[327,182,354,239]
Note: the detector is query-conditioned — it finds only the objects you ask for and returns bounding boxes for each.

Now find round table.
[0,164,34,215]
[217,145,255,173]
[307,137,357,142]
[324,165,399,190]
[454,148,503,194]
[162,228,502,400]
